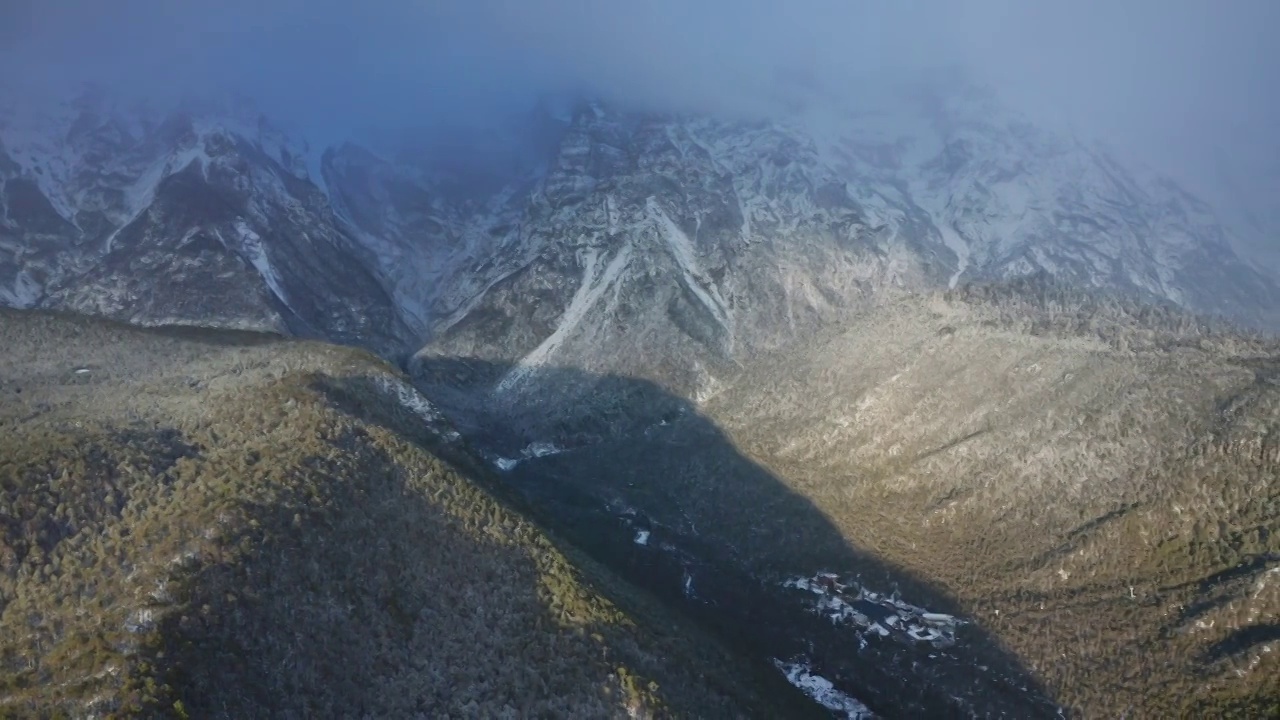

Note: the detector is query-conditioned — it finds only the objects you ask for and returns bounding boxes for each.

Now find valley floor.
[3,279,1278,718]
[417,281,1280,718]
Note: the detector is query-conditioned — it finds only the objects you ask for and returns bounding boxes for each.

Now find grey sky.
[2,0,1277,242]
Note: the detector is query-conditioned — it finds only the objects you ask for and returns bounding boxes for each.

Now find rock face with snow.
[410,103,952,416]
[319,122,555,341]
[404,91,1280,432]
[0,91,411,356]
[2,83,1278,374]
[810,85,1280,327]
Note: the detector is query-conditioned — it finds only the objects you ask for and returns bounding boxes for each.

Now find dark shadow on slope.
[1203,624,1280,666]
[131,407,813,718]
[402,357,1065,719]
[0,307,809,717]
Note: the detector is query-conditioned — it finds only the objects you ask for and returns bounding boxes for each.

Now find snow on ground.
[648,198,732,330]
[0,272,41,308]
[783,573,962,646]
[375,377,442,423]
[634,530,650,546]
[374,376,462,441]
[104,141,213,253]
[0,99,84,225]
[497,240,633,393]
[676,124,756,246]
[231,220,294,315]
[773,660,875,719]
[490,440,567,471]
[935,221,971,289]
[523,441,562,458]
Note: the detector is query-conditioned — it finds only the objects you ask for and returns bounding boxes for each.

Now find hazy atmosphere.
[4,0,1277,176]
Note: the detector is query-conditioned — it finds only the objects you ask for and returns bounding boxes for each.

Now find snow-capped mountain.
[411,101,952,410]
[0,89,411,356]
[805,84,1280,325]
[2,83,1277,380]
[407,89,1280,416]
[319,110,564,339]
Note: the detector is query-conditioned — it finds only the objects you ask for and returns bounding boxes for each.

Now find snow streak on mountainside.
[410,90,1280,417]
[0,89,410,355]
[803,87,1280,329]
[411,102,949,408]
[1,83,1277,372]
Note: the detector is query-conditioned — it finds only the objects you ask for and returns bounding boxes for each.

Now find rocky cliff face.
[411,104,951,410]
[403,93,1280,427]
[2,85,1277,375]
[0,92,411,356]
[808,86,1280,326]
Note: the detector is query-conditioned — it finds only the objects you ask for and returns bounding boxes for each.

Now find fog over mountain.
[4,0,1277,229]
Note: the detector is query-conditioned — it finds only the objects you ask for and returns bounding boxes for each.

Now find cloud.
[2,0,1277,211]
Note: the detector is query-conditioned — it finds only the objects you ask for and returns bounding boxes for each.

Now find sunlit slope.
[0,309,807,718]
[706,280,1280,717]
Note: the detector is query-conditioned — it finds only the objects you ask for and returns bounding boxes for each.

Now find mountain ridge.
[0,307,830,717]
[2,84,1277,370]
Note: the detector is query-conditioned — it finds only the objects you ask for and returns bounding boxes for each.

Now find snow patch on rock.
[231,220,293,314]
[0,271,40,308]
[490,440,566,471]
[773,660,874,719]
[649,198,732,331]
[783,573,962,646]
[497,241,633,392]
[375,376,445,425]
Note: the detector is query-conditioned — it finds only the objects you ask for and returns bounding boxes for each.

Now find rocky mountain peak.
[0,93,412,354]
[1,86,1277,375]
